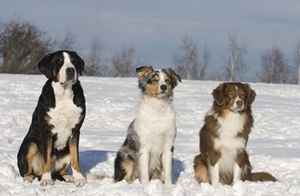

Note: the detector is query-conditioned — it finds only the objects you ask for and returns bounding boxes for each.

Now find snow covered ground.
[0,73,300,196]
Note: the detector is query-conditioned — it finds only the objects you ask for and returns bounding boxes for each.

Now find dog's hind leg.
[114,152,137,183]
[17,141,39,182]
[194,154,209,184]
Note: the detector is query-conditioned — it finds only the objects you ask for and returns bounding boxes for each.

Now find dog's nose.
[66,67,75,80]
[236,100,243,106]
[67,67,75,74]
[160,85,167,91]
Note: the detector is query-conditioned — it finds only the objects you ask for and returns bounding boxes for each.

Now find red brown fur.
[194,82,276,186]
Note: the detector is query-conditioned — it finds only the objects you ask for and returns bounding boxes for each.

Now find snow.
[0,73,300,196]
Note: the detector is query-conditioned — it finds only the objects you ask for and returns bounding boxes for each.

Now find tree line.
[0,18,299,84]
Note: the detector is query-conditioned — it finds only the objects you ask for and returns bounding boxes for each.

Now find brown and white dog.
[114,66,181,188]
[17,51,86,187]
[194,82,276,186]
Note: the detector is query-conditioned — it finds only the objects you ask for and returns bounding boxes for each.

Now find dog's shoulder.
[71,80,85,108]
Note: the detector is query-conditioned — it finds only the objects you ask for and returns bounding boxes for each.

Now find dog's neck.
[136,95,173,115]
[52,81,73,98]
[142,94,172,105]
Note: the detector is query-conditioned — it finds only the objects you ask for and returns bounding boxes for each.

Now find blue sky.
[2,0,300,81]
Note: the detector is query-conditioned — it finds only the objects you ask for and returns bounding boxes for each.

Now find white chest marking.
[214,111,246,174]
[48,82,82,150]
[134,97,176,154]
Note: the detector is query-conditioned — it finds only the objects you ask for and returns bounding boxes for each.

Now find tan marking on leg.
[69,137,81,173]
[42,138,52,174]
[23,143,39,180]
[121,159,137,183]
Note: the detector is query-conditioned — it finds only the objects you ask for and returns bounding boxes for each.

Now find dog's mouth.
[230,106,244,112]
[155,91,167,95]
[60,78,76,85]
[154,91,169,99]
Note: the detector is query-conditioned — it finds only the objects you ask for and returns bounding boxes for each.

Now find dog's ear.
[167,68,181,88]
[244,83,256,106]
[136,66,154,79]
[38,53,54,78]
[70,51,85,75]
[212,83,226,106]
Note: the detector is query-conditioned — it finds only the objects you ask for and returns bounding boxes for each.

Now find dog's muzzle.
[66,67,75,81]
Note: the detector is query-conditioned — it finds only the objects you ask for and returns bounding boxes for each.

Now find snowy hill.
[0,74,300,196]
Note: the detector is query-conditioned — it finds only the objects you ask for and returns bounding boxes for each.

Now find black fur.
[17,50,85,183]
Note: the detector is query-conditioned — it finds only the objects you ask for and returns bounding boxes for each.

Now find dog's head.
[212,82,256,112]
[136,66,181,99]
[38,50,84,84]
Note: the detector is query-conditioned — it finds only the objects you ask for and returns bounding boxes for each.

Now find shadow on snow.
[77,150,185,183]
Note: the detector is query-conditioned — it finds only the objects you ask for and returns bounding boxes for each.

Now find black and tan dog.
[17,50,86,187]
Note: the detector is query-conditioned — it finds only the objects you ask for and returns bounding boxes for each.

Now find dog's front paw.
[211,181,219,187]
[63,175,74,182]
[73,172,86,187]
[74,178,86,187]
[40,173,53,186]
[23,175,35,182]
[164,181,172,189]
[140,177,149,186]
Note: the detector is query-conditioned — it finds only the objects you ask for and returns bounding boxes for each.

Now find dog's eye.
[71,58,77,64]
[165,79,170,83]
[56,58,63,65]
[240,93,245,99]
[152,79,159,83]
[228,92,234,98]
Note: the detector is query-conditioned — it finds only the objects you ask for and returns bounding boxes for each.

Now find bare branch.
[225,30,248,81]
[0,18,54,74]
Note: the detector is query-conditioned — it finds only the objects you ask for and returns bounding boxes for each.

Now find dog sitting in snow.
[114,66,181,188]
[194,82,277,186]
[17,51,86,187]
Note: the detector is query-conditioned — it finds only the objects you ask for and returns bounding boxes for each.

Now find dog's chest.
[134,99,176,150]
[214,112,246,150]
[48,83,82,150]
[213,112,247,172]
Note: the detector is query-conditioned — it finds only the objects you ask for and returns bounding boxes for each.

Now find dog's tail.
[242,153,277,182]
[244,172,277,182]
[86,173,106,180]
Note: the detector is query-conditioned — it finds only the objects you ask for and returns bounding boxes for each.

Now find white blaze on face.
[155,70,168,98]
[230,85,244,112]
[158,70,167,88]
[58,52,77,84]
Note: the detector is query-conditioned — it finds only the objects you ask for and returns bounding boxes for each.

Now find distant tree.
[85,36,106,76]
[59,28,76,50]
[294,42,300,85]
[0,18,54,74]
[258,46,290,84]
[199,43,210,80]
[112,46,137,77]
[173,35,199,80]
[224,30,248,81]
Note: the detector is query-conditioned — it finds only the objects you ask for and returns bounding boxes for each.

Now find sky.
[2,0,300,81]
